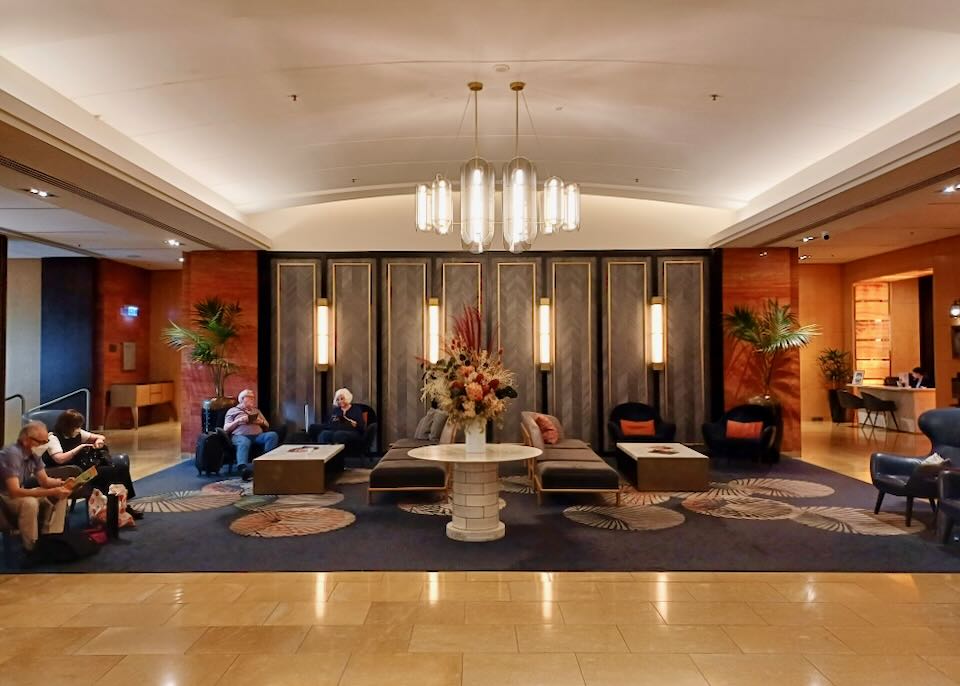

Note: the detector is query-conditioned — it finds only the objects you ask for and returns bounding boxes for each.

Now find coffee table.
[407,444,542,542]
[616,442,709,491]
[253,444,344,495]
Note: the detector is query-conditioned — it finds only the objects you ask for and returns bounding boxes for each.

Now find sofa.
[368,409,455,503]
[520,411,621,505]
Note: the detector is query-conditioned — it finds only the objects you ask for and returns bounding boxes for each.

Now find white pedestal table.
[407,443,542,542]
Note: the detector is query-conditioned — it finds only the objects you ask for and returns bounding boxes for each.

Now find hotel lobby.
[5,3,960,684]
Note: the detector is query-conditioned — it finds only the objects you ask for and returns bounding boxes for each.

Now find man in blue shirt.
[0,421,73,551]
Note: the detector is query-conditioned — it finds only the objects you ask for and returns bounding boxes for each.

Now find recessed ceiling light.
[759,251,768,257]
[799,254,811,261]
[26,187,55,198]
[801,235,816,243]
[944,185,956,193]
[165,239,182,247]
[177,257,185,263]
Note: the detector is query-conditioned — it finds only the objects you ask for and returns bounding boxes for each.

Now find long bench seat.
[367,447,449,503]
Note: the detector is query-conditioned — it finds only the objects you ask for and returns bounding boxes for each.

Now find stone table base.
[446,461,504,542]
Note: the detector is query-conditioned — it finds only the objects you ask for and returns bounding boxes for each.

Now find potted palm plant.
[723,299,820,404]
[163,297,242,432]
[817,348,853,423]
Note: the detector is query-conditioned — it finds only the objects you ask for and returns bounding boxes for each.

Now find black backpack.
[195,430,227,476]
[31,531,100,564]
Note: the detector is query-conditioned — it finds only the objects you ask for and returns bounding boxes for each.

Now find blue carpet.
[8,457,960,572]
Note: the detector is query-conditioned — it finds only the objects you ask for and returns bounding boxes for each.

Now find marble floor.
[3,420,948,684]
[4,571,960,685]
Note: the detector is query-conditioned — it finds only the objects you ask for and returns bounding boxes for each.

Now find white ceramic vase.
[464,420,487,453]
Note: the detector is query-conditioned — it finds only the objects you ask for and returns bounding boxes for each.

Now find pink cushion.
[620,419,656,437]
[534,414,560,445]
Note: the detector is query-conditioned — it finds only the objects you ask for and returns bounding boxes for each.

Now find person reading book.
[0,421,73,554]
[224,389,279,481]
[317,387,366,445]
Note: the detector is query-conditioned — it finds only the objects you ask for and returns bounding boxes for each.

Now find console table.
[109,382,175,429]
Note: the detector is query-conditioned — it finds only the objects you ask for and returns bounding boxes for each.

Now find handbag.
[77,446,113,471]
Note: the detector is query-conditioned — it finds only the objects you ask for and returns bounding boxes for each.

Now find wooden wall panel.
[148,271,182,424]
[439,261,482,344]
[329,260,376,411]
[383,260,428,445]
[798,264,844,421]
[180,251,259,454]
[273,261,319,430]
[493,261,539,443]
[602,259,651,451]
[662,259,707,443]
[549,259,597,447]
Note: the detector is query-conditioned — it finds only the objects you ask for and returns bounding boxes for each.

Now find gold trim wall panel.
[440,261,482,344]
[661,258,706,443]
[495,261,538,443]
[383,261,428,445]
[330,261,376,406]
[274,261,318,425]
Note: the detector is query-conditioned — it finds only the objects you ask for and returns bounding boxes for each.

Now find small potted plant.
[817,348,853,423]
[163,297,242,432]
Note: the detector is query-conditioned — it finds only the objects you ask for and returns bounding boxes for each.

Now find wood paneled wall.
[148,270,182,424]
[721,248,801,452]
[798,264,844,422]
[268,252,714,452]
[180,251,259,453]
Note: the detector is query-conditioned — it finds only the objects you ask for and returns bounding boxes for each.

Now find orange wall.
[149,270,182,423]
[798,264,844,422]
[179,251,259,453]
[94,260,152,428]
[843,235,960,409]
[721,247,801,452]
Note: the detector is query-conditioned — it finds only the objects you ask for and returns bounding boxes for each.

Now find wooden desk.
[109,382,175,429]
[848,384,936,434]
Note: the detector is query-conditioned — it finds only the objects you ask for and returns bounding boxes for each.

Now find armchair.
[871,408,960,527]
[608,402,676,444]
[309,402,379,463]
[702,404,778,463]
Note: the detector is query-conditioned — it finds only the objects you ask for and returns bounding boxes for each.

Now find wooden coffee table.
[253,444,344,495]
[616,442,709,491]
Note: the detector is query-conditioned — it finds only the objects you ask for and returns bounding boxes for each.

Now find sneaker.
[240,466,253,482]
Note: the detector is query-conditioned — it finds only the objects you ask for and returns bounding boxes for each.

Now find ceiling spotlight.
[944,185,956,194]
[801,235,816,243]
[759,251,768,257]
[26,187,54,198]
[950,300,960,318]
[799,254,811,261]
[165,239,182,247]
[177,256,185,264]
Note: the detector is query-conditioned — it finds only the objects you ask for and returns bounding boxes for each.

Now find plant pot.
[201,396,236,434]
[827,389,846,423]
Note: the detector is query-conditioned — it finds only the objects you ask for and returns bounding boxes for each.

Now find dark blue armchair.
[608,402,676,444]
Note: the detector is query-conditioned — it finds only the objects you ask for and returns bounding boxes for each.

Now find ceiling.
[2,1,960,263]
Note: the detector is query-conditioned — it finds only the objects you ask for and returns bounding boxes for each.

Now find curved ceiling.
[4,0,960,218]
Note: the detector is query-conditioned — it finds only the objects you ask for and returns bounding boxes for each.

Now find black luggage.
[31,531,100,564]
[195,431,227,476]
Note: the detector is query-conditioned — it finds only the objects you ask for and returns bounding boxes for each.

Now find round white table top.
[407,443,542,464]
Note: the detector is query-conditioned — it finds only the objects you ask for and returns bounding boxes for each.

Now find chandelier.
[415,82,581,253]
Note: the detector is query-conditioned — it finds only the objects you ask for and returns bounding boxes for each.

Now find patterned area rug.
[230,507,356,537]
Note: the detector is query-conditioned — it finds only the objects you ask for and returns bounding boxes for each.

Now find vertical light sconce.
[649,296,665,370]
[538,297,552,370]
[427,297,441,363]
[316,297,330,371]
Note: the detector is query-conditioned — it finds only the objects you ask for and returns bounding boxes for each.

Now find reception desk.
[848,384,936,434]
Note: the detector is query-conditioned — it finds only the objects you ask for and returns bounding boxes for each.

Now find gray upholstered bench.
[367,448,449,503]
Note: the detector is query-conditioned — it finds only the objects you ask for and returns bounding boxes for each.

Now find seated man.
[224,389,279,481]
[0,421,73,553]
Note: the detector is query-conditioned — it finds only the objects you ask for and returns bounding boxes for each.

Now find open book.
[68,466,98,490]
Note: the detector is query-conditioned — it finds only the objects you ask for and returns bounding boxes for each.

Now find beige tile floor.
[0,418,935,684]
[3,572,960,684]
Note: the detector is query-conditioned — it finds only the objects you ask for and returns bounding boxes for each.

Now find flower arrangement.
[421,306,518,430]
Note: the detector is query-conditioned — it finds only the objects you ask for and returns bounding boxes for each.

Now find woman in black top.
[317,387,366,444]
[44,410,143,519]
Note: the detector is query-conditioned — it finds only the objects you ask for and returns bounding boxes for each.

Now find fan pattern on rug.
[563,478,920,536]
[130,478,355,538]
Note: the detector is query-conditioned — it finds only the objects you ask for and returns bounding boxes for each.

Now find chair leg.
[874,490,884,514]
[905,496,914,527]
[890,411,900,432]
[930,498,938,514]
[940,514,955,545]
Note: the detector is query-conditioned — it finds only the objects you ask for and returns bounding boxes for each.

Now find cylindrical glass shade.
[415,183,433,232]
[562,182,580,231]
[431,174,453,235]
[459,157,495,253]
[502,157,538,252]
[542,176,564,235]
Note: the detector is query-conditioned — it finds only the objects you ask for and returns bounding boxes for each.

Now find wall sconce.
[649,296,665,370]
[951,300,960,319]
[538,297,552,370]
[427,298,441,363]
[316,297,330,371]
[119,305,139,318]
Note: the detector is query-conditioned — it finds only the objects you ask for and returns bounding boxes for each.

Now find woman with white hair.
[317,388,366,444]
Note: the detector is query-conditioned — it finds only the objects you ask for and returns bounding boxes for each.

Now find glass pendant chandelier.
[460,82,495,253]
[414,82,581,249]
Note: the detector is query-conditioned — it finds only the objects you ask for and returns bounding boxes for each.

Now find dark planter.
[827,389,846,423]
[201,396,236,434]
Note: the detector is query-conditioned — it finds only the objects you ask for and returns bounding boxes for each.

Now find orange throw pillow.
[534,414,560,445]
[726,420,763,439]
[620,419,656,437]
